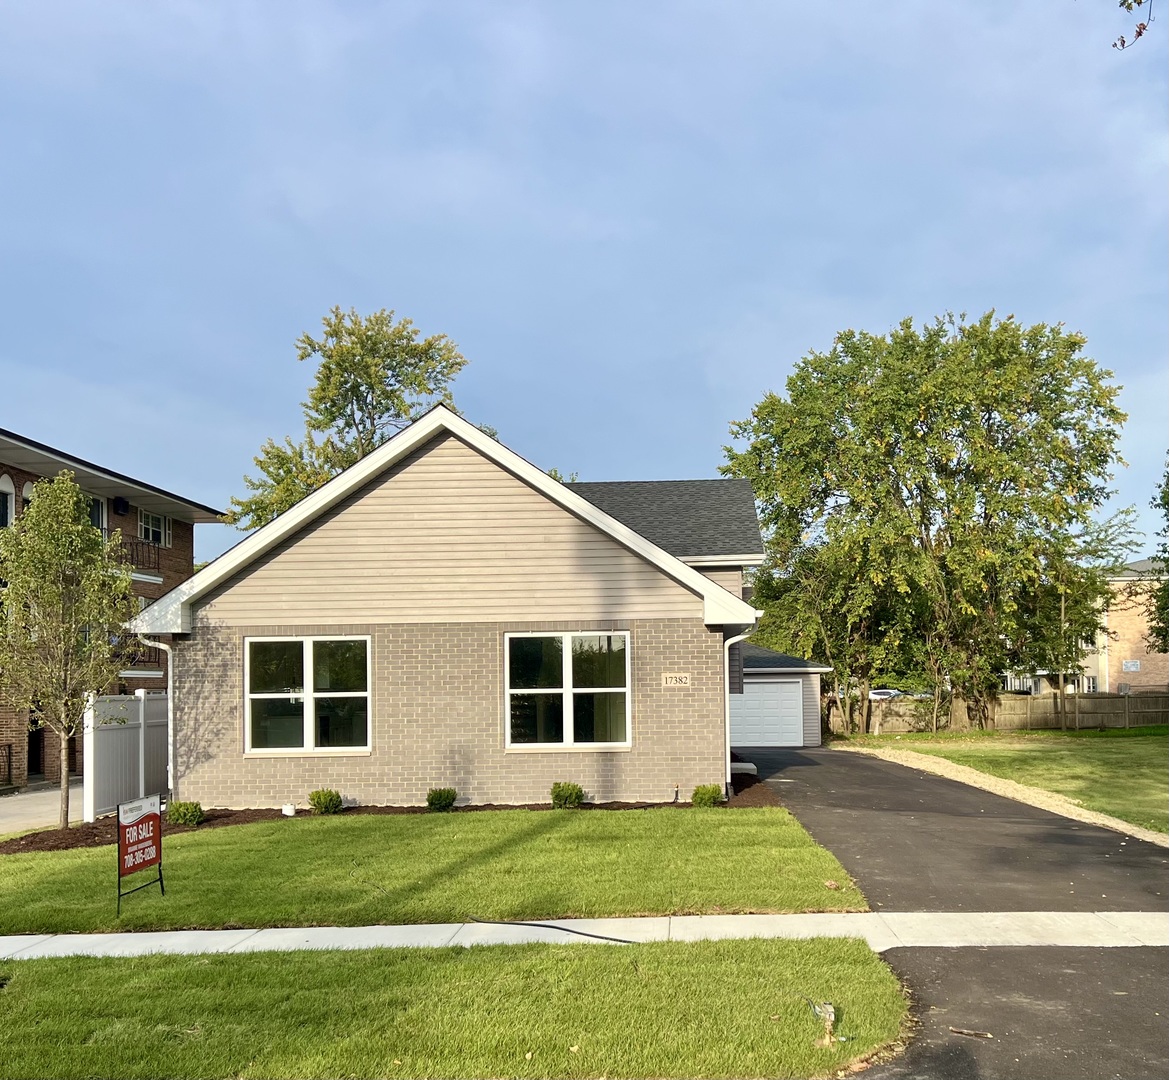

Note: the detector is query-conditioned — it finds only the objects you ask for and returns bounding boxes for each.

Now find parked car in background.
[868,688,903,701]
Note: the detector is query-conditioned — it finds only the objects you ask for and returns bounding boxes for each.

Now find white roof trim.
[745,665,833,675]
[131,405,761,634]
[682,554,766,567]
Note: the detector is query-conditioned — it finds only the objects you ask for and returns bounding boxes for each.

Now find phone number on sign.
[123,844,157,870]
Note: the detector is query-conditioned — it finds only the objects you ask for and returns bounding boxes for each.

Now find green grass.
[0,807,865,935]
[843,725,1169,833]
[0,939,906,1080]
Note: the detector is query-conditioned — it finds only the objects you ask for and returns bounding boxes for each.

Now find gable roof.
[741,642,832,674]
[0,426,223,523]
[131,405,762,634]
[565,479,764,563]
[1110,558,1165,580]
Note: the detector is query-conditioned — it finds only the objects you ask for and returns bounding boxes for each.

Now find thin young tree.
[0,472,136,829]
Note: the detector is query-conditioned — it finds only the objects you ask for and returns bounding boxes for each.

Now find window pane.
[251,697,305,748]
[315,697,368,748]
[314,639,367,692]
[249,641,304,694]
[509,637,563,689]
[89,498,104,528]
[510,694,564,744]
[571,635,626,688]
[573,692,627,743]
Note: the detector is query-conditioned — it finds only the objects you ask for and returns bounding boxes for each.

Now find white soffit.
[132,406,761,634]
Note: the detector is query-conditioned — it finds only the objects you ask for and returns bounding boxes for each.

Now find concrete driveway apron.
[741,747,1169,1080]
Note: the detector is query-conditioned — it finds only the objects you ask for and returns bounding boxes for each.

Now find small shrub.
[550,781,585,809]
[308,788,344,815]
[426,787,458,812]
[691,784,723,807]
[167,800,205,827]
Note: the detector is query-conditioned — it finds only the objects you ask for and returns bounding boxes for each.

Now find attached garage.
[729,643,831,748]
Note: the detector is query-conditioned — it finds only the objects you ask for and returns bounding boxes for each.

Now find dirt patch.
[0,794,775,856]
[728,771,784,807]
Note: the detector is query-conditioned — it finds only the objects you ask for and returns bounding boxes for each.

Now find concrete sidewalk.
[3,910,1166,961]
[0,780,82,835]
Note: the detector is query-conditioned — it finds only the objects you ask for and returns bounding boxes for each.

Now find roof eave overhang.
[681,554,766,567]
[131,407,761,635]
[0,429,223,522]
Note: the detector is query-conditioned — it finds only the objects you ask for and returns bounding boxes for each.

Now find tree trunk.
[931,688,941,733]
[59,729,71,830]
[858,678,871,735]
[1058,671,1067,731]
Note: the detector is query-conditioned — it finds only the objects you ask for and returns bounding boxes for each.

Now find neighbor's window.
[505,632,630,748]
[138,508,172,547]
[246,637,370,752]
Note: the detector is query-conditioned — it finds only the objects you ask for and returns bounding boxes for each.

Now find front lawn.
[0,807,864,935]
[843,725,1168,833]
[0,939,906,1079]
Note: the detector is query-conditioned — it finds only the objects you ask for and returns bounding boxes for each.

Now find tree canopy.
[1145,456,1169,653]
[0,472,136,828]
[227,306,467,530]
[724,311,1131,729]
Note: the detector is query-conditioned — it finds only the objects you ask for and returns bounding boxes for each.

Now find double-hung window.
[505,632,630,749]
[138,509,171,547]
[246,637,370,752]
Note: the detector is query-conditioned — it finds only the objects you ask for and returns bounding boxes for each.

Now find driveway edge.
[833,745,1169,848]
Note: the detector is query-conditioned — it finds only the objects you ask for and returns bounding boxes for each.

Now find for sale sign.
[116,794,164,912]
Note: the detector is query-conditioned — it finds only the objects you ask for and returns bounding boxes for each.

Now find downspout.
[723,622,758,799]
[138,635,174,802]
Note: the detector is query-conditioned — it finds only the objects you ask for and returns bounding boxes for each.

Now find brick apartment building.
[0,427,221,789]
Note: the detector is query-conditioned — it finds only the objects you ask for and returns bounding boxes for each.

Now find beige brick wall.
[171,618,726,808]
[1105,581,1169,692]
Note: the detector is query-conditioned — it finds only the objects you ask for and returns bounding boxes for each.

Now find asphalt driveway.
[745,747,1168,912]
[738,747,1169,1080]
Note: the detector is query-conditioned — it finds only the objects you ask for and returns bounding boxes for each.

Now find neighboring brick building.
[1002,558,1169,696]
[0,427,221,789]
[1096,559,1169,694]
[132,405,764,809]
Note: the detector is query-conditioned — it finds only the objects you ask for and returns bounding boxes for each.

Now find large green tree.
[0,473,136,829]
[1145,456,1169,653]
[228,306,467,529]
[725,311,1128,728]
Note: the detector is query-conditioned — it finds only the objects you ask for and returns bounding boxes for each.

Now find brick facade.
[1104,580,1169,693]
[171,618,727,808]
[0,458,196,787]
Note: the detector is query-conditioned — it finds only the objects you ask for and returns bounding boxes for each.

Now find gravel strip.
[833,745,1169,848]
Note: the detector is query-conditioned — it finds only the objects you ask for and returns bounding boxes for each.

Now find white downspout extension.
[138,636,174,802]
[723,625,757,798]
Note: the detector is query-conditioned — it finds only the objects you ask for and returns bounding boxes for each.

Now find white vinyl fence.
[82,690,168,821]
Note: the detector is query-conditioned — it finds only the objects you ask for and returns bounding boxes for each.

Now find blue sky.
[1,1,1165,562]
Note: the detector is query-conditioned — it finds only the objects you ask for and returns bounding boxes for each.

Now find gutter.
[138,635,174,801]
[722,623,758,799]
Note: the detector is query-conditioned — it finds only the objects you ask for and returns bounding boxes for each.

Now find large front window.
[505,632,630,748]
[246,637,370,752]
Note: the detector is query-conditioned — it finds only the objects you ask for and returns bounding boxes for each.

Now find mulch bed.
[1,787,782,856]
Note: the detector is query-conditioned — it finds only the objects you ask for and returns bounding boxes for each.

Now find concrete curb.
[2,910,1165,961]
[833,745,1169,848]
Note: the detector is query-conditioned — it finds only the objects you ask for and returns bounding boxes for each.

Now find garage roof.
[565,479,764,563]
[742,643,832,674]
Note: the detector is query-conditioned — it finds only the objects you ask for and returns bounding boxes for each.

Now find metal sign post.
[117,793,164,914]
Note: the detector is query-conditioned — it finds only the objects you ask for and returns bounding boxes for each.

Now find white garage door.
[730,679,804,747]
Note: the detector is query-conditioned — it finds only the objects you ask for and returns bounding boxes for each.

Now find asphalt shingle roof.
[741,643,832,672]
[564,478,763,560]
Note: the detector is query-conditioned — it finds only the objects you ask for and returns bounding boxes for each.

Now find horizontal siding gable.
[196,434,703,626]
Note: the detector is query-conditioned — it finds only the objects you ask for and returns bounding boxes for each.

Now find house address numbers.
[661,672,691,687]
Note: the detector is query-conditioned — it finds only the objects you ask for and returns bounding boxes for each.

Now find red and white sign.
[118,794,161,878]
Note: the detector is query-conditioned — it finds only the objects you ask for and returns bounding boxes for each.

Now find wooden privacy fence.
[82,690,168,821]
[852,692,1169,735]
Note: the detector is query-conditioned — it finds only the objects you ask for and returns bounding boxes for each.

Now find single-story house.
[730,644,830,748]
[131,405,771,808]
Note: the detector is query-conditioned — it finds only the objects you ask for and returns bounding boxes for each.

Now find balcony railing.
[102,529,161,571]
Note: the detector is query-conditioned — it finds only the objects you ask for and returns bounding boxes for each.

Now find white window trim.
[138,507,172,548]
[503,631,632,752]
[244,635,372,755]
